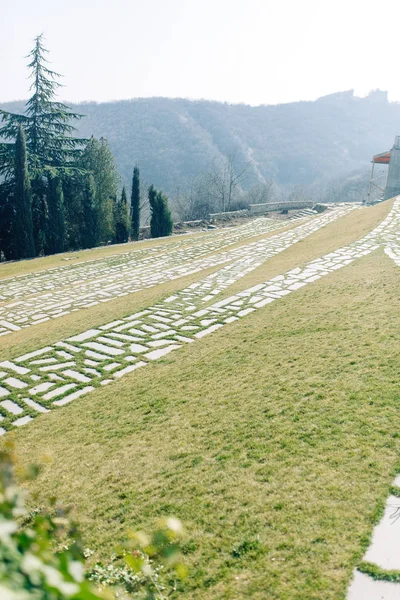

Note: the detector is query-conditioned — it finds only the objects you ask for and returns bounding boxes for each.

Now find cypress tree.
[114,187,129,244]
[149,185,173,238]
[81,175,97,249]
[11,126,35,259]
[31,181,48,256]
[130,166,140,241]
[45,175,65,255]
[78,137,119,245]
[0,181,15,261]
[149,185,160,238]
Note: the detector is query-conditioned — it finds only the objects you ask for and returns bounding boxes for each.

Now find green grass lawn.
[9,244,400,599]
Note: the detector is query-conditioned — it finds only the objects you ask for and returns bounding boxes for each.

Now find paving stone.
[30,382,56,395]
[22,398,49,413]
[40,361,75,372]
[347,570,400,600]
[363,495,400,570]
[113,362,147,378]
[13,416,32,427]
[3,377,28,389]
[147,340,172,348]
[151,330,176,339]
[53,386,94,406]
[47,373,64,381]
[62,370,92,383]
[67,329,101,342]
[0,361,30,375]
[0,400,23,415]
[15,347,54,362]
[195,324,223,338]
[83,342,124,356]
[43,384,77,400]
[144,346,181,360]
[85,350,113,361]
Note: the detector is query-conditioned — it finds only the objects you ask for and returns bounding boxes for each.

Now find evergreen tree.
[0,35,85,176]
[0,181,15,261]
[0,35,86,256]
[81,175,98,249]
[78,137,119,244]
[31,180,48,256]
[130,166,140,241]
[149,185,173,238]
[45,175,65,255]
[114,187,130,243]
[11,126,36,259]
[62,173,82,251]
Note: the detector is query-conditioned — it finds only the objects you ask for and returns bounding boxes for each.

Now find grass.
[0,202,390,360]
[8,243,400,599]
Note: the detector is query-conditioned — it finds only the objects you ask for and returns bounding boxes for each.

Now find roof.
[373,150,391,164]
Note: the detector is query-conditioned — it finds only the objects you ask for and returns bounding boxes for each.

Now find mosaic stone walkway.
[0,203,359,429]
[0,207,355,337]
[0,213,315,336]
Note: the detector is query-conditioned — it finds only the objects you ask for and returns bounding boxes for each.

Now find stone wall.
[249,202,314,214]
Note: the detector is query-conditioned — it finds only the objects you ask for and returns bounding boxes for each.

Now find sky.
[1,0,400,106]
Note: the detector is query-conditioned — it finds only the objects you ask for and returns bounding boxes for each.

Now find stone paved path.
[0,207,356,337]
[0,213,316,336]
[0,203,358,429]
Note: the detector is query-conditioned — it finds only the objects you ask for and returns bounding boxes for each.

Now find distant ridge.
[2,90,398,193]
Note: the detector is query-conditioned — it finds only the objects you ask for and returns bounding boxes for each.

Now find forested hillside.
[1,89,398,194]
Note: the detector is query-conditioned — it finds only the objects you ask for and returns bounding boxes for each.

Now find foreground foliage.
[0,444,186,599]
[0,443,105,600]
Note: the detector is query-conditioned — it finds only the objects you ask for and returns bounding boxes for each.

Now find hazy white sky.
[1,0,400,106]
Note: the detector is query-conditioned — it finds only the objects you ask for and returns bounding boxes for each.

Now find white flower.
[166,517,182,534]
[42,565,79,597]
[21,553,44,574]
[69,560,84,582]
[0,585,30,600]
[0,520,17,540]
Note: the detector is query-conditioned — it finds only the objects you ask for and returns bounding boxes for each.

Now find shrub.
[0,444,186,600]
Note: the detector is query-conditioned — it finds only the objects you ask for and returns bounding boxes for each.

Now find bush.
[0,444,186,599]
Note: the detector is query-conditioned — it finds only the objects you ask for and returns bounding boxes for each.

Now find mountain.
[1,90,398,194]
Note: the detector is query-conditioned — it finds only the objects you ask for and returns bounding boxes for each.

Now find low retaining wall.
[249,202,314,214]
[209,210,248,220]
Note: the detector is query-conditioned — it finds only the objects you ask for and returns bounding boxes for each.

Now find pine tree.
[45,175,65,255]
[115,187,130,244]
[0,35,85,176]
[10,126,36,260]
[130,166,140,241]
[149,185,173,238]
[0,35,86,256]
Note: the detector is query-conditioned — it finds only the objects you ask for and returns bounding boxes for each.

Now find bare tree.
[206,153,250,212]
[246,180,275,205]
